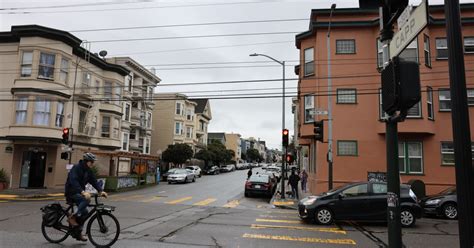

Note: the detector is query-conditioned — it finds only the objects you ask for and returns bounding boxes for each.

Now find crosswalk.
[108,194,241,208]
[242,210,357,246]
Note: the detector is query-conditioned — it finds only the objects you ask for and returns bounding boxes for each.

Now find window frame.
[436,37,448,60]
[438,88,451,111]
[399,141,424,174]
[33,98,51,126]
[15,97,28,124]
[114,83,122,106]
[38,52,55,80]
[101,116,111,138]
[337,140,358,156]
[186,126,193,139]
[81,71,91,94]
[335,39,356,54]
[427,86,434,120]
[424,34,431,67]
[304,95,314,123]
[464,37,474,53]
[468,89,474,106]
[440,142,455,166]
[176,102,182,115]
[78,110,87,133]
[59,58,69,83]
[304,47,314,76]
[122,102,131,121]
[336,88,357,104]
[122,132,130,151]
[55,101,65,127]
[406,101,422,118]
[113,117,120,139]
[376,38,384,69]
[175,122,183,135]
[104,81,113,103]
[399,38,419,63]
[21,51,33,77]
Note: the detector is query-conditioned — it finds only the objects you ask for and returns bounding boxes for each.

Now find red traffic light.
[282,129,289,135]
[63,128,69,134]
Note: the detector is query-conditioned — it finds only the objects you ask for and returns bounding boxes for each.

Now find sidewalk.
[270,178,311,210]
[0,188,65,200]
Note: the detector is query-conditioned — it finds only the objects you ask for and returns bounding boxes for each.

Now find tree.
[246,148,260,162]
[207,140,229,166]
[241,152,247,161]
[162,143,194,166]
[195,149,214,166]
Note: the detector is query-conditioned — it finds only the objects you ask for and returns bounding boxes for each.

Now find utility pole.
[444,0,474,246]
[327,3,336,191]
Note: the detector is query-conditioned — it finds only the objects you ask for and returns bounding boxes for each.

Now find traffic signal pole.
[444,1,474,246]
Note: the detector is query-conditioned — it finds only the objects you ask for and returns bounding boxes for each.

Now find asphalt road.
[0,168,460,247]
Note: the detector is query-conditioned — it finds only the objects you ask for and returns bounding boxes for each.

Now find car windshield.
[171,169,188,174]
[249,175,269,183]
[323,183,353,195]
[439,186,456,195]
[186,167,195,170]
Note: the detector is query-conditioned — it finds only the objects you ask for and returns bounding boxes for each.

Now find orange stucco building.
[295,4,474,195]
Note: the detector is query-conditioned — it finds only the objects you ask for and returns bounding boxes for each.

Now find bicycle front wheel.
[87,212,120,248]
[41,216,70,243]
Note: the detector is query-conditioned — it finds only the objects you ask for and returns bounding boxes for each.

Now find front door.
[20,151,47,188]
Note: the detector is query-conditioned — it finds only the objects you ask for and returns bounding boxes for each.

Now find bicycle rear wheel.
[87,212,120,248]
[41,215,70,243]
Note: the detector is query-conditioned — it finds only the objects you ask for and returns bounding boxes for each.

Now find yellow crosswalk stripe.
[250,224,347,234]
[112,195,144,201]
[193,198,217,206]
[0,200,8,203]
[242,233,356,245]
[223,200,239,208]
[166,197,193,204]
[0,195,18,199]
[141,196,163,203]
[256,218,301,224]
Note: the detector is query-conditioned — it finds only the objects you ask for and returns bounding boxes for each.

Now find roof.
[189,99,209,113]
[208,133,226,139]
[1,25,129,76]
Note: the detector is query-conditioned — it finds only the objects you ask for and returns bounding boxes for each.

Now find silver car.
[167,169,196,184]
[186,165,202,178]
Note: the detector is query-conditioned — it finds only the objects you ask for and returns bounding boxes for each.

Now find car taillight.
[245,181,252,188]
[263,183,270,188]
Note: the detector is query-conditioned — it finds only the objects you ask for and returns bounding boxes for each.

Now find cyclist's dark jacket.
[65,160,101,197]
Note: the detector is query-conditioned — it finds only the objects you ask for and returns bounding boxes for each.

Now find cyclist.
[65,152,107,241]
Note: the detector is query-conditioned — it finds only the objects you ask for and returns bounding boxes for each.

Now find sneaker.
[67,215,79,227]
[76,233,88,242]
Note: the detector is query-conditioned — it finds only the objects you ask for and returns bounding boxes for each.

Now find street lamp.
[327,3,336,191]
[249,53,286,199]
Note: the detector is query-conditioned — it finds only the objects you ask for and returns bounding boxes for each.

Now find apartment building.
[208,132,226,145]
[151,94,211,154]
[0,25,130,189]
[295,4,474,194]
[225,133,242,161]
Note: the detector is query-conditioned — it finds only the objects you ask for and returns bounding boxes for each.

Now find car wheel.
[315,208,333,225]
[192,177,196,182]
[400,208,416,227]
[168,181,171,184]
[442,203,457,219]
[244,192,249,197]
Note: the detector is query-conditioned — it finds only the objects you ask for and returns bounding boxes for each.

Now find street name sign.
[390,0,428,58]
[310,109,328,115]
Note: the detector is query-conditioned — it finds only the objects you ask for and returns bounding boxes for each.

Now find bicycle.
[41,193,120,247]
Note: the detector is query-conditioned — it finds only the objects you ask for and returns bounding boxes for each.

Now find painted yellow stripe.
[256,218,301,224]
[273,201,295,206]
[223,200,239,208]
[193,198,217,206]
[251,224,347,234]
[242,233,356,245]
[46,193,64,197]
[268,210,296,214]
[141,196,163,203]
[166,197,193,204]
[0,200,8,203]
[0,195,18,199]
[14,197,64,201]
[259,215,300,220]
[113,195,144,201]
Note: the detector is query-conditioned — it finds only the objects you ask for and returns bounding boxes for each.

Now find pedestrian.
[65,153,108,242]
[288,168,301,199]
[247,168,253,179]
[300,169,308,193]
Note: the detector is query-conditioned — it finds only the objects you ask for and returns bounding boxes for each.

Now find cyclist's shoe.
[67,215,79,227]
[76,233,88,242]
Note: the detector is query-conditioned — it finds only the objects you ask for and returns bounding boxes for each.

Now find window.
[127,74,133,92]
[124,75,130,92]
[21,51,33,77]
[123,102,131,121]
[379,89,388,120]
[81,72,91,94]
[144,138,150,154]
[104,82,112,103]
[424,35,431,67]
[33,98,51,126]
[113,117,120,139]
[464,37,474,53]
[406,102,421,118]
[427,87,434,120]
[336,89,356,104]
[304,95,314,123]
[55,102,65,127]
[399,142,423,174]
[59,58,69,83]
[147,112,152,128]
[176,102,182,115]
[90,116,97,136]
[372,183,387,194]
[377,39,383,68]
[94,80,101,94]
[304,47,314,76]
[175,122,183,135]
[468,89,474,106]
[342,184,368,197]
[399,38,418,63]
[15,97,28,124]
[336,39,356,54]
[436,38,448,59]
[38,52,55,80]
[441,142,454,165]
[186,109,194,121]
[114,83,122,105]
[337,141,358,156]
[101,116,110,138]
[439,89,451,111]
[186,126,193,139]
[122,132,129,151]
[78,110,86,133]
[130,128,137,140]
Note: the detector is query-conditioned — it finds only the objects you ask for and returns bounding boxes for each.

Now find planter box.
[103,175,139,191]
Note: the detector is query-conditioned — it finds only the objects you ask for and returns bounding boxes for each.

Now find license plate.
[255,185,261,189]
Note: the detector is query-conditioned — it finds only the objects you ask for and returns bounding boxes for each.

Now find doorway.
[20,151,47,188]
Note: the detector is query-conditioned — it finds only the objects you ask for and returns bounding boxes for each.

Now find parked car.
[186,165,202,178]
[260,171,279,184]
[244,174,276,197]
[236,163,247,170]
[162,168,179,181]
[421,186,457,219]
[167,169,196,184]
[203,166,220,175]
[298,182,422,227]
[263,166,281,179]
[220,164,235,172]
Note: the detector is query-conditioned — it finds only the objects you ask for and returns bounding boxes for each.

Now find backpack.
[41,203,63,227]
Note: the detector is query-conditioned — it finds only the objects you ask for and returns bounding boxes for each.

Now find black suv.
[298,182,422,227]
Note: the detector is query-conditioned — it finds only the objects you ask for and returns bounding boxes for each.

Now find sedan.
[203,166,220,175]
[421,186,457,219]
[186,165,202,178]
[167,169,196,184]
[245,174,276,197]
[298,182,422,227]
[162,168,179,181]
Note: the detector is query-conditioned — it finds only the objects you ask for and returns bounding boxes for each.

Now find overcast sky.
[0,0,470,149]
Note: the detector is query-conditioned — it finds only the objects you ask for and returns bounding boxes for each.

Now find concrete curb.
[270,179,298,210]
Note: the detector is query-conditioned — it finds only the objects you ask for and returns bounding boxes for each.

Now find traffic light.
[62,128,69,145]
[60,152,69,160]
[282,129,289,147]
[314,120,324,142]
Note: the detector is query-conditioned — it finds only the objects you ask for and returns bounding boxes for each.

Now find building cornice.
[11,87,71,98]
